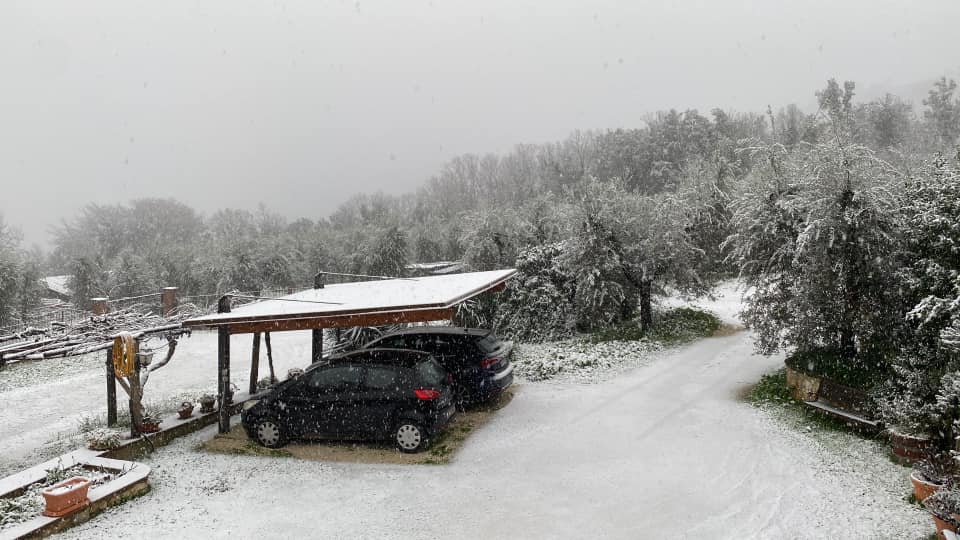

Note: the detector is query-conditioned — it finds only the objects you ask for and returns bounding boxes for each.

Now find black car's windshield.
[477,334,501,354]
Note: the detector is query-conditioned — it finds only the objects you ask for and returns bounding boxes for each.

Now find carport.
[181,269,517,433]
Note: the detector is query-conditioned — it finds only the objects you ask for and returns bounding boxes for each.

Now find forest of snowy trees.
[1,76,959,424]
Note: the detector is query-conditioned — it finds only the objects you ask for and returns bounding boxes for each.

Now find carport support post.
[311,271,324,363]
[249,332,261,395]
[217,295,232,434]
[128,340,143,438]
[105,347,117,426]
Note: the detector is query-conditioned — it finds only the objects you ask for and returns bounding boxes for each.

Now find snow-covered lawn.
[0,285,931,538]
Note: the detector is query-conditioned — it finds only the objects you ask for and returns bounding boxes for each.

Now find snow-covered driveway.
[53,293,928,539]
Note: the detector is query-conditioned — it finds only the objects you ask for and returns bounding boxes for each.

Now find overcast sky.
[1,0,958,248]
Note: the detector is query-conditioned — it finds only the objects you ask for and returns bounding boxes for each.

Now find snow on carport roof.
[181,269,516,333]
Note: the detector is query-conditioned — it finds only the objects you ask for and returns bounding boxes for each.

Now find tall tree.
[923,77,960,149]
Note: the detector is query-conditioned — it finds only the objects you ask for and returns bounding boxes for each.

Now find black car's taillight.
[414,388,441,400]
[480,357,499,370]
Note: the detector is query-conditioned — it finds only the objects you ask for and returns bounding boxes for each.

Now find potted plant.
[218,382,238,408]
[41,476,91,517]
[199,394,216,413]
[177,401,194,419]
[875,385,937,464]
[140,414,161,433]
[913,453,956,502]
[925,487,960,539]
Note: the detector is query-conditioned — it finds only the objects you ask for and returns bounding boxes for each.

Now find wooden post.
[312,272,324,363]
[91,297,109,315]
[105,348,117,426]
[161,287,179,317]
[129,340,142,438]
[265,331,275,382]
[217,294,232,434]
[249,332,261,395]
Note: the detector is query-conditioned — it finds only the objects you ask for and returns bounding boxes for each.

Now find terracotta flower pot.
[178,402,194,419]
[912,471,946,502]
[140,420,161,433]
[932,512,959,540]
[889,430,934,464]
[42,476,91,517]
[199,397,216,413]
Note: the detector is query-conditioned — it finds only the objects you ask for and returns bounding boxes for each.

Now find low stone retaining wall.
[785,366,821,401]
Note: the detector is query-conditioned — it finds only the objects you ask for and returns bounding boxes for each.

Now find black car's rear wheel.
[253,417,287,448]
[395,420,427,453]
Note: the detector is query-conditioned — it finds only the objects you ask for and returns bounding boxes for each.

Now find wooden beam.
[226,308,456,335]
[183,302,452,328]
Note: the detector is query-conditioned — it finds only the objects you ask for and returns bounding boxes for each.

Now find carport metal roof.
[181,268,517,333]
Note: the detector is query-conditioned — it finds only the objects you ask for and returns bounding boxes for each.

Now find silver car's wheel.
[254,419,285,448]
[396,422,425,453]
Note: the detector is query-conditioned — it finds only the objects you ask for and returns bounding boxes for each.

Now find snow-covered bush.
[512,339,661,382]
[875,154,960,444]
[901,154,960,355]
[726,140,905,361]
[872,354,942,437]
[560,178,641,331]
[87,428,123,451]
[934,371,960,442]
[494,242,575,342]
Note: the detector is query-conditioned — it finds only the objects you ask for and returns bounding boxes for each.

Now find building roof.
[40,275,72,297]
[181,269,516,334]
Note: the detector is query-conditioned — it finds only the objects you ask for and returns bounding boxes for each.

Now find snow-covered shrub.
[87,428,123,451]
[727,140,905,361]
[494,242,575,342]
[644,307,721,344]
[512,339,661,382]
[934,371,960,442]
[560,179,640,331]
[901,154,960,355]
[872,354,942,437]
[873,155,960,444]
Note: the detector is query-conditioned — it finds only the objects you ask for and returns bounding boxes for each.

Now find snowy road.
[4,290,930,539]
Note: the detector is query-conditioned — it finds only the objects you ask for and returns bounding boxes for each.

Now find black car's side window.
[374,336,398,348]
[364,366,399,391]
[308,366,362,392]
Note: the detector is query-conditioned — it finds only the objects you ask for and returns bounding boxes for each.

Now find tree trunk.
[639,279,653,333]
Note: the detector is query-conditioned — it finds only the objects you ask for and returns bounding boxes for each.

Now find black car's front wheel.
[252,417,287,448]
[395,420,427,453]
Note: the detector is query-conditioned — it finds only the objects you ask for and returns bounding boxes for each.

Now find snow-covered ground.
[1,285,931,538]
[0,330,312,477]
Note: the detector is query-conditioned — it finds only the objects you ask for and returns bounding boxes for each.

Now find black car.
[241,348,456,453]
[363,327,514,407]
